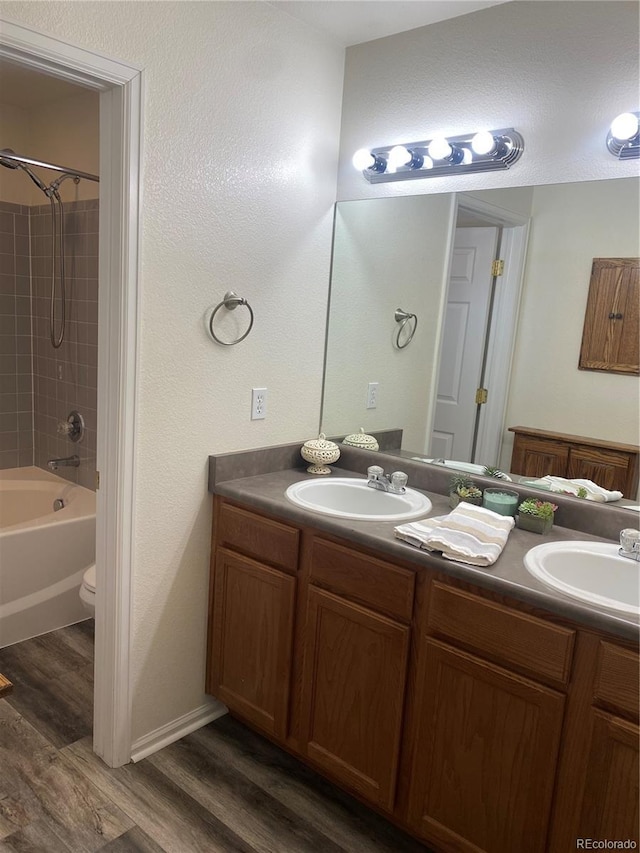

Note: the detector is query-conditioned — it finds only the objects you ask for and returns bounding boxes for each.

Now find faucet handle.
[620,528,640,552]
[367,465,384,480]
[391,471,408,490]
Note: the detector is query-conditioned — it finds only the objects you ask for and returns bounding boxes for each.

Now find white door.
[431,227,499,461]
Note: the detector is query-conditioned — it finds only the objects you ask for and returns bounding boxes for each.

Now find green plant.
[576,486,588,498]
[450,475,482,499]
[483,466,508,480]
[518,498,558,519]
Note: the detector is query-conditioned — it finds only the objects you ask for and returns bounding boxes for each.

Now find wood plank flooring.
[0,624,432,852]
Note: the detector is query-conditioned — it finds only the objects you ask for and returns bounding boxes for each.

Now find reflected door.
[431,227,498,461]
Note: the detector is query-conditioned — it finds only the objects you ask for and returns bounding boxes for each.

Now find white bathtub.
[0,466,95,648]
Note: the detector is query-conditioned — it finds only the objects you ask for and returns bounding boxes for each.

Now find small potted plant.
[517,498,558,534]
[449,475,483,509]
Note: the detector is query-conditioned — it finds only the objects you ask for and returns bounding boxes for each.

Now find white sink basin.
[524,541,640,615]
[285,477,432,522]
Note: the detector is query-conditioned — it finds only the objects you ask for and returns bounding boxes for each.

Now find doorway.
[430,194,530,467]
[0,20,141,767]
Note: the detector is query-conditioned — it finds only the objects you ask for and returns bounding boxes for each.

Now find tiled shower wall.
[0,198,98,490]
[0,201,33,469]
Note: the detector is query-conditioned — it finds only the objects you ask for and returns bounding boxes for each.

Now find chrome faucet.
[619,528,640,562]
[367,466,408,494]
[47,454,80,471]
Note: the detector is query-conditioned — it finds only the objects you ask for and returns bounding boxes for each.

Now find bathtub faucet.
[47,454,80,471]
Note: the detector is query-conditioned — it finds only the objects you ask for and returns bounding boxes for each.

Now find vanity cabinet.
[206,501,299,740]
[508,426,640,498]
[549,637,640,850]
[206,497,639,853]
[300,537,413,810]
[404,583,572,853]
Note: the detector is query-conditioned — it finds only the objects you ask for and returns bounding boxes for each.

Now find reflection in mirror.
[321,178,640,498]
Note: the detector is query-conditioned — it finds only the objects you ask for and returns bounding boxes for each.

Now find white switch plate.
[366,382,379,409]
[251,387,267,420]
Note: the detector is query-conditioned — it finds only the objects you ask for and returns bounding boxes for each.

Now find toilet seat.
[79,563,96,616]
[82,563,96,593]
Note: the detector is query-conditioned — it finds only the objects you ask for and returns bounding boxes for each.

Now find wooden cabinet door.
[300,585,410,811]
[407,639,565,853]
[576,710,639,844]
[567,445,632,495]
[579,257,639,375]
[511,434,569,478]
[209,547,295,740]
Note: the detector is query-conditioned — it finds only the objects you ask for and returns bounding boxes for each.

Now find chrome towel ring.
[208,291,254,346]
[394,308,418,349]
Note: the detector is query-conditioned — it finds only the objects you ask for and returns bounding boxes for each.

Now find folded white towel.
[527,476,622,502]
[394,503,515,567]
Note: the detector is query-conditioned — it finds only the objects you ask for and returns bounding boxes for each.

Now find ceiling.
[270,0,507,46]
[0,1,507,107]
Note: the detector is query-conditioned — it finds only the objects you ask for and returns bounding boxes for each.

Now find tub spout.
[47,455,80,471]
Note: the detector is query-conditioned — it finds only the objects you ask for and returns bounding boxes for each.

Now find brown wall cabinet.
[579,257,639,375]
[509,426,640,498]
[207,497,639,853]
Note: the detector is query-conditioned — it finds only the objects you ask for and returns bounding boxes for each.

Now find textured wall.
[338,1,640,201]
[1,1,345,744]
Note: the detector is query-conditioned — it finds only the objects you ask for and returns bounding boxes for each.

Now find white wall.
[338,1,639,201]
[2,0,345,745]
[501,177,640,470]
[322,194,455,451]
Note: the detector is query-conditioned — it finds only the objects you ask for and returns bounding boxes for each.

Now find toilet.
[79,563,96,617]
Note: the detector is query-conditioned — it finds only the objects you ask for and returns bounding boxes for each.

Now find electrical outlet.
[366,382,379,409]
[251,387,267,420]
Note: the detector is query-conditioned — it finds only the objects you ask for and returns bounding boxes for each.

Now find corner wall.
[1,0,345,746]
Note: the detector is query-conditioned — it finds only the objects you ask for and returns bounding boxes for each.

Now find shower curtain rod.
[1,151,99,183]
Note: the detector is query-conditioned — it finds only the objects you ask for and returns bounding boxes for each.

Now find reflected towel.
[394,503,515,567]
[528,476,623,502]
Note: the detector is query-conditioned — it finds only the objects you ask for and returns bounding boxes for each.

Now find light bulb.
[388,145,412,168]
[471,131,496,155]
[610,112,639,141]
[422,156,434,170]
[462,148,473,165]
[428,137,452,160]
[352,148,375,170]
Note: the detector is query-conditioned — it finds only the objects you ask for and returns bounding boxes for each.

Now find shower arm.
[0,150,99,183]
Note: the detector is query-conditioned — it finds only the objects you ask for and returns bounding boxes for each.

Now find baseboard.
[130,700,227,762]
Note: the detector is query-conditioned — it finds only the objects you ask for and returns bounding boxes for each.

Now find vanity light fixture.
[606,111,640,159]
[353,127,524,183]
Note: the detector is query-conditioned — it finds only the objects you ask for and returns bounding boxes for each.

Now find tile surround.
[0,198,98,489]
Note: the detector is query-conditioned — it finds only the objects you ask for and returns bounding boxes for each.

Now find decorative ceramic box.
[300,433,340,475]
[342,428,379,452]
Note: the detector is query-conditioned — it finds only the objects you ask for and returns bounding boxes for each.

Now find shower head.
[0,149,48,192]
[0,148,20,169]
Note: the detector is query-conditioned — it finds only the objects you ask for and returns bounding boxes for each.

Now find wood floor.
[0,623,432,853]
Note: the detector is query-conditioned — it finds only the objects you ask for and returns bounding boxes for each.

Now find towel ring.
[394,308,418,349]
[208,291,254,346]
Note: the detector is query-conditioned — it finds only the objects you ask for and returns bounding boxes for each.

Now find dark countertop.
[211,464,640,643]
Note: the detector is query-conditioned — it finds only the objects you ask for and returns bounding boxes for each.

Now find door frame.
[431,194,530,467]
[0,20,142,767]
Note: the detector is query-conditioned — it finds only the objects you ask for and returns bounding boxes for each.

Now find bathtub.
[0,466,95,648]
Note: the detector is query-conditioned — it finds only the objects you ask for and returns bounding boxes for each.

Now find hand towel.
[394,503,515,567]
[527,476,623,502]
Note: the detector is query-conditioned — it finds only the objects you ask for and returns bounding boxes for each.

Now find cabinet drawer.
[309,537,415,623]
[427,581,575,687]
[593,641,640,721]
[216,501,299,573]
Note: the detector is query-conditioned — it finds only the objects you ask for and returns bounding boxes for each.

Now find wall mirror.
[320,176,640,496]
